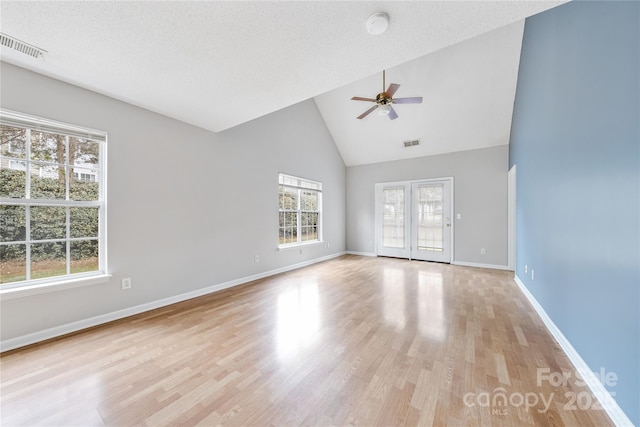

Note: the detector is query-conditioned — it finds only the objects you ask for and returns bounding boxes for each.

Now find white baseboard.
[513,275,634,427]
[0,252,346,353]
[453,260,512,271]
[345,251,377,257]
[345,255,512,272]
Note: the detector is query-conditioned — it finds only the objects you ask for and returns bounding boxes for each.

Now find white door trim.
[508,165,516,271]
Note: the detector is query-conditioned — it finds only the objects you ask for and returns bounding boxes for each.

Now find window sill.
[277,240,325,251]
[0,274,112,301]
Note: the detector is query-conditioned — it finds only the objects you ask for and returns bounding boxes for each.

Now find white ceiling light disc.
[366,12,389,35]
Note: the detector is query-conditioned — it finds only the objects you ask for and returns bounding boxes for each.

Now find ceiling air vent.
[0,33,46,59]
[403,139,420,148]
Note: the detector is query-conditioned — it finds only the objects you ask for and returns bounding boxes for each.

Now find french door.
[375,178,452,263]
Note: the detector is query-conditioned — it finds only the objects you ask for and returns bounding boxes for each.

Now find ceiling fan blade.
[357,105,378,119]
[393,97,423,104]
[386,83,400,97]
[351,96,377,102]
[388,105,398,120]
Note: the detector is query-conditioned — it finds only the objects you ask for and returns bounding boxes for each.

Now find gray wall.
[509,1,639,423]
[346,145,508,266]
[0,62,346,341]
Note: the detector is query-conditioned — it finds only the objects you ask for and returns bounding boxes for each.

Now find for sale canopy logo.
[463,367,618,416]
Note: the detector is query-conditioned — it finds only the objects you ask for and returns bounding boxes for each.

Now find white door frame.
[375,177,454,263]
[508,165,516,271]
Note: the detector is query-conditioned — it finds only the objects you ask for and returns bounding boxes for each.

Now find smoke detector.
[366,12,390,35]
[0,33,46,59]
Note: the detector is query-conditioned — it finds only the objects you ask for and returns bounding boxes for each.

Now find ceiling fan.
[351,70,423,120]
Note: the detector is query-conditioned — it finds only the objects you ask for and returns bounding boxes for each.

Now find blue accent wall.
[509,1,639,424]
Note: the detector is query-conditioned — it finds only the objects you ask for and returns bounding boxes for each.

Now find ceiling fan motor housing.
[376,92,392,105]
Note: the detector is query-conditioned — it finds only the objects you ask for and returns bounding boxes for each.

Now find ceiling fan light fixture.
[366,12,389,35]
[378,104,391,115]
[351,70,421,120]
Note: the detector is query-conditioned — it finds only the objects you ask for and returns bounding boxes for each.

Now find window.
[278,173,322,247]
[0,109,107,290]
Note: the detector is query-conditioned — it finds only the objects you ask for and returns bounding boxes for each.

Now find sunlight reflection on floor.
[275,280,320,361]
[418,270,445,341]
[383,267,406,330]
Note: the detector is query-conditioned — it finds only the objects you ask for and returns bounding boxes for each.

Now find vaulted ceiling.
[0,1,565,166]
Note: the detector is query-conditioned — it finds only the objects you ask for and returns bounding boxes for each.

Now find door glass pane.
[383,188,405,248]
[417,185,444,252]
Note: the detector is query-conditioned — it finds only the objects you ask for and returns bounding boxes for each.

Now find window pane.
[1,125,27,159]
[307,212,318,227]
[69,137,99,168]
[279,186,297,210]
[279,212,296,229]
[279,227,296,245]
[0,113,105,287]
[31,206,66,240]
[300,191,318,211]
[278,174,322,247]
[30,163,66,199]
[70,240,99,274]
[70,207,99,238]
[30,131,65,163]
[0,205,26,242]
[301,226,318,242]
[69,167,99,201]
[31,242,67,280]
[0,244,26,284]
[0,164,26,198]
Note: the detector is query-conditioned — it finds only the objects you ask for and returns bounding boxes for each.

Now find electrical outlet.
[326,242,330,249]
[525,265,528,274]
[254,255,260,263]
[121,278,132,290]
[480,248,486,255]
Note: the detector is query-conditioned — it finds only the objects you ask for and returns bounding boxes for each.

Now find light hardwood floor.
[1,255,614,426]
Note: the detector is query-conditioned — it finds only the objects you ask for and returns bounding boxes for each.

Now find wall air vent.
[403,139,420,148]
[0,33,46,59]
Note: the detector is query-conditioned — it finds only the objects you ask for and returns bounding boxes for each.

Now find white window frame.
[278,173,322,248]
[0,109,109,299]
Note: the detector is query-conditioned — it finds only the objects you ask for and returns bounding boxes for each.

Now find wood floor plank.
[0,255,615,426]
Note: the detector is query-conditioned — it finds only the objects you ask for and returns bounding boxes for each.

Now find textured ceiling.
[0,1,565,165]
